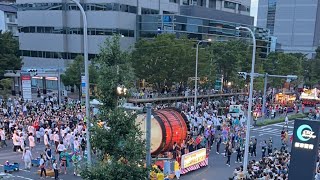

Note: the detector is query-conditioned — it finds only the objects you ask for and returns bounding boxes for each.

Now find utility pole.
[146,103,152,178]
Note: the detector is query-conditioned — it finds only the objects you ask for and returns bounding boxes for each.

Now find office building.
[12,0,272,93]
[257,0,320,57]
[0,4,18,36]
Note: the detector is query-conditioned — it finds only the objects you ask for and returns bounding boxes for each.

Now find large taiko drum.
[136,108,188,155]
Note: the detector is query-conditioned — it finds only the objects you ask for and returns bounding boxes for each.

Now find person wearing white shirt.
[53,132,60,151]
[44,131,49,146]
[22,147,32,170]
[57,141,65,155]
[0,128,7,148]
[73,137,80,152]
[28,133,35,150]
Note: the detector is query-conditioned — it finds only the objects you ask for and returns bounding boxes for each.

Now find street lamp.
[117,85,128,96]
[236,26,256,174]
[194,38,212,112]
[70,0,91,165]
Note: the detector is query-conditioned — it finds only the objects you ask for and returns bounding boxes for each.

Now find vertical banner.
[21,73,32,100]
[288,119,320,180]
[81,76,86,98]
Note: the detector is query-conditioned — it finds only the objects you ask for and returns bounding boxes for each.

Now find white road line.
[259,134,265,136]
[15,175,34,180]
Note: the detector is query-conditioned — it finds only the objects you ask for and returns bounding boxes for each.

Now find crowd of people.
[0,97,88,179]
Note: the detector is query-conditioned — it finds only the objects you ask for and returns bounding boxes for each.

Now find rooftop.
[0,4,17,13]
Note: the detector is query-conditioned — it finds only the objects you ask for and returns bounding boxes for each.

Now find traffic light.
[28,69,38,76]
[238,72,247,80]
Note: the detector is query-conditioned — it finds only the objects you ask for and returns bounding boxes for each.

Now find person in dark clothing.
[252,138,257,157]
[267,138,273,155]
[226,147,232,167]
[235,144,242,163]
[216,134,222,154]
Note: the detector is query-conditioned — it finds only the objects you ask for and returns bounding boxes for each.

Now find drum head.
[136,114,163,154]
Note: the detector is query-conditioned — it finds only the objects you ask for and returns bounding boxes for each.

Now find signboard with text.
[181,148,206,169]
[81,76,86,98]
[288,119,320,180]
[21,73,32,100]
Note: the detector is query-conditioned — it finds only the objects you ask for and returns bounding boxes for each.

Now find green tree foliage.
[0,78,12,99]
[0,31,22,78]
[60,55,97,99]
[263,52,303,87]
[81,109,147,180]
[207,40,250,88]
[95,35,136,111]
[306,47,320,86]
[132,34,210,89]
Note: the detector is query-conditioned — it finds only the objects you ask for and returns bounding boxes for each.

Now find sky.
[250,0,259,25]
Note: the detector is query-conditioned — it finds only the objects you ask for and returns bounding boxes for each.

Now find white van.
[227,105,245,118]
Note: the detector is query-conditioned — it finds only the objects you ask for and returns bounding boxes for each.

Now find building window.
[224,1,236,9]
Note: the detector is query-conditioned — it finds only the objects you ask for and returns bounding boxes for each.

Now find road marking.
[259,134,264,136]
[15,175,34,180]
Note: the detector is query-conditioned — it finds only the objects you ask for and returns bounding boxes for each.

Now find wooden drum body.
[136,108,188,155]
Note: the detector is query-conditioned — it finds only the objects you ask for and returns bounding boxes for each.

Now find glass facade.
[18,26,134,37]
[138,14,271,57]
[20,50,97,60]
[266,0,277,35]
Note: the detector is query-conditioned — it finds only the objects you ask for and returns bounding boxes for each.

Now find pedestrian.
[261,140,267,158]
[216,134,222,154]
[45,145,52,169]
[235,144,242,163]
[22,147,32,170]
[0,128,7,148]
[28,133,35,151]
[60,148,69,174]
[226,146,232,167]
[53,159,59,180]
[71,152,81,176]
[36,130,41,143]
[39,154,47,179]
[267,138,273,155]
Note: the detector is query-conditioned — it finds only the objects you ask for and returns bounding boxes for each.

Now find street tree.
[263,52,303,88]
[0,31,22,78]
[132,34,209,89]
[81,109,147,180]
[81,35,146,180]
[0,78,12,99]
[60,55,97,100]
[207,40,250,88]
[94,34,136,111]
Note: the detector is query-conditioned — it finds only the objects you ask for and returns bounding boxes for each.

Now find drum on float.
[136,108,189,155]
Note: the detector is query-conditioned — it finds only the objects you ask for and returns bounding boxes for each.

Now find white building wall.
[0,11,5,32]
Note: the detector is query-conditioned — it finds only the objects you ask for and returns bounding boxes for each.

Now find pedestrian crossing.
[250,122,294,137]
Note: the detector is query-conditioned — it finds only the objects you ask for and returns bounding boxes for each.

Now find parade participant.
[53,131,60,152]
[226,145,232,167]
[28,133,35,150]
[60,148,69,174]
[12,131,22,152]
[53,159,59,180]
[0,128,7,148]
[45,145,52,169]
[39,154,47,179]
[216,133,222,154]
[22,147,32,170]
[57,141,65,156]
[71,151,81,176]
[44,131,49,147]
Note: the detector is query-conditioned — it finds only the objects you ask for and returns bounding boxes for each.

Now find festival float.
[300,88,320,106]
[136,108,209,179]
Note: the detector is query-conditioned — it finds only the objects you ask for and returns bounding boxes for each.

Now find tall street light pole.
[236,26,256,174]
[194,39,211,112]
[71,0,91,165]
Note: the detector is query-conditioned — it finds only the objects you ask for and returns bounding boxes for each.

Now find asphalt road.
[181,120,295,180]
[0,141,82,180]
[0,119,305,180]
